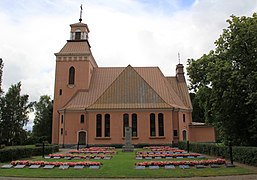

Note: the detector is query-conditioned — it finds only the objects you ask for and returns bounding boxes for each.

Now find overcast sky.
[1,0,257,130]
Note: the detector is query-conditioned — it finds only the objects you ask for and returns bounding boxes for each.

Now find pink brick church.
[51,11,215,147]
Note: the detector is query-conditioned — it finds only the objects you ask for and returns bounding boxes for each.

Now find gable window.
[150,113,156,136]
[158,113,164,136]
[132,113,137,137]
[105,114,110,137]
[80,114,84,124]
[68,66,75,85]
[123,114,129,137]
[96,114,102,137]
[183,114,186,122]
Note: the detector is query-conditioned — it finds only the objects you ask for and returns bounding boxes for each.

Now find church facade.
[52,18,215,147]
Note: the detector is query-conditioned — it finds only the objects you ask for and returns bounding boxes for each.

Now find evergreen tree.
[32,95,53,143]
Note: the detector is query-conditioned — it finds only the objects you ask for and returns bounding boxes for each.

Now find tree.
[32,95,53,143]
[0,82,34,145]
[187,13,257,146]
[0,58,3,94]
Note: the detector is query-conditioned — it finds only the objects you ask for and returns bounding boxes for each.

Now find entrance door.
[78,131,86,145]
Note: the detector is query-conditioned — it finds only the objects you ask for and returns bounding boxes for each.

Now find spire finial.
[79,4,83,23]
[178,52,181,64]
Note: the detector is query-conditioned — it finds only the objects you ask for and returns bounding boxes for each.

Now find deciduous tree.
[0,82,34,145]
[187,13,257,146]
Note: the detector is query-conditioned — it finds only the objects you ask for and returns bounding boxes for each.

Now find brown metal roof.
[166,77,192,109]
[56,41,92,55]
[88,65,171,109]
[62,65,191,111]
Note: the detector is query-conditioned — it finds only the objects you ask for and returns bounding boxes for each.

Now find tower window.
[132,113,137,137]
[61,128,63,135]
[68,66,75,85]
[96,114,102,137]
[183,114,186,122]
[61,115,64,124]
[59,89,62,95]
[105,114,110,137]
[158,113,164,136]
[123,114,129,137]
[75,32,81,40]
[75,29,81,40]
[80,114,85,124]
[150,113,156,136]
[183,130,187,141]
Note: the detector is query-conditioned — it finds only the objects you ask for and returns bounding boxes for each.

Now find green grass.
[0,149,256,178]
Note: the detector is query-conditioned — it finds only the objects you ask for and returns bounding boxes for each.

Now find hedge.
[0,145,59,162]
[178,141,257,166]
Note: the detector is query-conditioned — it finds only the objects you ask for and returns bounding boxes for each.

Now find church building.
[52,12,215,147]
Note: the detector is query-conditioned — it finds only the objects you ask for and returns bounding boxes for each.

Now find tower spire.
[79,4,83,23]
[178,52,181,64]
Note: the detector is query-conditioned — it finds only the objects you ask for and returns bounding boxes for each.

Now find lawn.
[0,148,256,178]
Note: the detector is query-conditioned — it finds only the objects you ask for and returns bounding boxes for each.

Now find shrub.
[178,141,257,166]
[0,145,59,162]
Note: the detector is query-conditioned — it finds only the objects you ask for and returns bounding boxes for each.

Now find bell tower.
[52,5,97,144]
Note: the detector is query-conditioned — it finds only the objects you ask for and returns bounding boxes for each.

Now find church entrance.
[78,131,87,145]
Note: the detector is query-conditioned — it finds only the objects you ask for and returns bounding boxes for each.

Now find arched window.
[150,113,156,136]
[68,66,75,85]
[132,113,137,137]
[75,29,81,40]
[158,113,164,136]
[123,114,129,137]
[96,114,102,137]
[182,130,187,141]
[80,114,84,124]
[105,114,110,137]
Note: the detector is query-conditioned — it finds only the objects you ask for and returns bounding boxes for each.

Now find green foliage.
[0,58,3,94]
[178,141,257,166]
[0,145,59,162]
[0,82,34,145]
[190,93,204,122]
[32,95,53,143]
[187,13,257,146]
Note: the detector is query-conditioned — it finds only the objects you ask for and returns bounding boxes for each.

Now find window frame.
[96,114,102,137]
[150,113,156,136]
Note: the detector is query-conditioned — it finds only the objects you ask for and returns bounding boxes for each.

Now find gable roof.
[61,65,191,111]
[166,77,192,109]
[88,65,171,109]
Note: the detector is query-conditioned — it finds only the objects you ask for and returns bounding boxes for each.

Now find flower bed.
[11,160,102,167]
[136,153,201,159]
[81,147,115,151]
[143,146,185,153]
[135,158,226,167]
[69,150,116,154]
[48,153,112,159]
[137,151,190,155]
